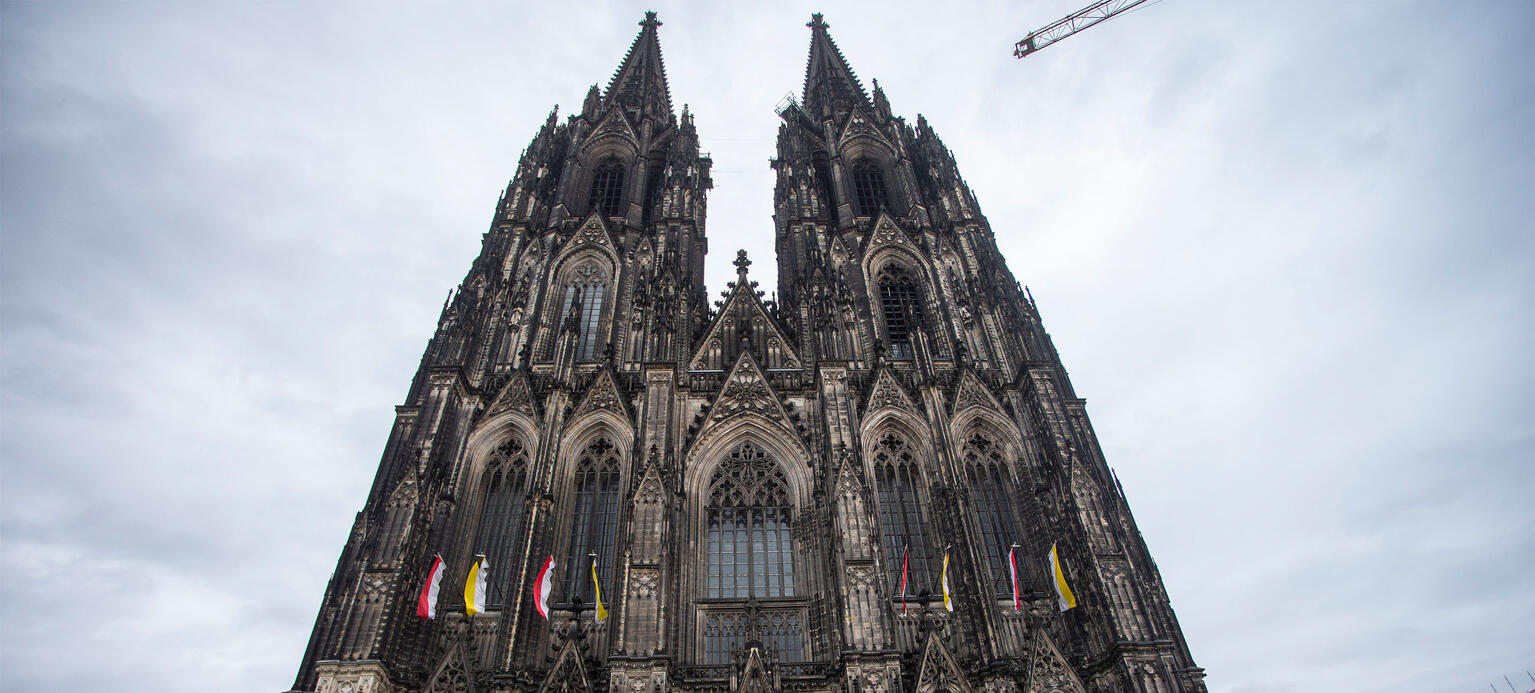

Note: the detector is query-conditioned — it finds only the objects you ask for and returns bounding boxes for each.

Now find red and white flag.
[1008,546,1021,611]
[416,555,446,620]
[532,555,554,620]
[899,544,910,613]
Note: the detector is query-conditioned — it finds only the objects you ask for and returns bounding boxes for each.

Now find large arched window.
[559,263,606,361]
[701,441,802,665]
[851,160,889,216]
[563,437,621,604]
[473,438,529,608]
[589,159,626,217]
[706,442,794,600]
[963,433,1024,596]
[872,433,934,597]
[878,268,922,360]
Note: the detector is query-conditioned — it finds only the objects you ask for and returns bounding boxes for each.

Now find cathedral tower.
[291,13,1204,693]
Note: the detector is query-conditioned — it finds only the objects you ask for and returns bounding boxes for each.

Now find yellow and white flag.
[464,554,488,616]
[1048,543,1077,612]
[591,559,609,624]
[940,551,954,612]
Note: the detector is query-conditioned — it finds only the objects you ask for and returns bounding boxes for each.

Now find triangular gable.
[633,460,665,504]
[837,107,895,151]
[582,104,641,152]
[704,352,791,427]
[559,214,617,259]
[384,476,416,508]
[573,369,629,421]
[834,452,866,498]
[1027,630,1088,693]
[952,369,1004,415]
[688,280,800,371]
[538,641,592,693]
[866,368,917,414]
[864,212,919,261]
[733,646,777,693]
[485,372,536,420]
[914,634,975,693]
[425,644,476,693]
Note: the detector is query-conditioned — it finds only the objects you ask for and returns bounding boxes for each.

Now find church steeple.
[604,11,674,123]
[801,13,870,120]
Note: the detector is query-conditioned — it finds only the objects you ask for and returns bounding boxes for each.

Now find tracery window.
[559,263,606,361]
[872,433,934,596]
[473,438,529,608]
[589,158,626,217]
[963,433,1023,596]
[851,160,888,216]
[705,442,795,599]
[562,437,621,604]
[878,268,922,360]
[701,441,803,665]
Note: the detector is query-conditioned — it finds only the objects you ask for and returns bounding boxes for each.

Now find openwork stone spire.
[801,13,870,119]
[605,11,674,120]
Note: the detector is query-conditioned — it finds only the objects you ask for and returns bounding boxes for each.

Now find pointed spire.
[802,13,869,119]
[604,11,674,120]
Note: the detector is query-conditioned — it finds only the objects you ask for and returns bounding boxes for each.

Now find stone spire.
[801,13,870,120]
[604,11,674,121]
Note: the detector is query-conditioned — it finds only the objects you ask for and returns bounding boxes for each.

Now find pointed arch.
[691,439,808,666]
[683,414,813,511]
[558,434,623,604]
[862,227,942,362]
[541,227,620,361]
[868,430,936,596]
[958,428,1028,597]
[469,437,530,608]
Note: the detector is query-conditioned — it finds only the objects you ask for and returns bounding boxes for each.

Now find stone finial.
[733,249,752,277]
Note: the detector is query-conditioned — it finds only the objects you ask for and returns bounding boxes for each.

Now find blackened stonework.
[290,12,1204,693]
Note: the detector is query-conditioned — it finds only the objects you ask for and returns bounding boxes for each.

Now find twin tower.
[290,13,1205,693]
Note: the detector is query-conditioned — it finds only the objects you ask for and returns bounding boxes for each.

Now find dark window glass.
[701,442,804,664]
[589,160,626,217]
[873,434,933,596]
[563,437,621,603]
[473,439,529,607]
[878,271,921,360]
[703,612,748,665]
[964,435,1022,596]
[851,162,889,216]
[559,264,606,361]
[705,442,794,599]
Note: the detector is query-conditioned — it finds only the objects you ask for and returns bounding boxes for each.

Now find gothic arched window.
[851,160,889,216]
[702,441,803,665]
[963,433,1024,596]
[878,268,922,360]
[559,263,606,361]
[473,438,529,608]
[563,437,621,604]
[872,433,934,597]
[706,442,795,600]
[589,159,626,217]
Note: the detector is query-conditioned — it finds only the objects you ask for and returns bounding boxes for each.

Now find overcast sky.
[1,1,1531,691]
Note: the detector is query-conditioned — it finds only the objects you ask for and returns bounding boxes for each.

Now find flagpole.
[588,551,598,619]
[1009,543,1022,611]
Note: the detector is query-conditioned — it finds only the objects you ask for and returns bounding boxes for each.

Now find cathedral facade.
[290,13,1204,693]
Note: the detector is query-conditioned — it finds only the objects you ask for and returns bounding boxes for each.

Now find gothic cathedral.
[290,14,1205,693]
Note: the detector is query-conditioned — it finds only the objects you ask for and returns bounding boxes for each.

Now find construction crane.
[1014,0,1153,59]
